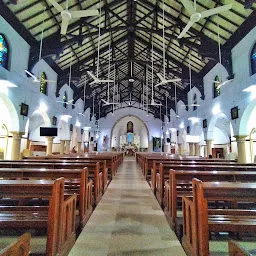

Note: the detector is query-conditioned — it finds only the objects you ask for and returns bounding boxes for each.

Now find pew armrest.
[228,240,251,256]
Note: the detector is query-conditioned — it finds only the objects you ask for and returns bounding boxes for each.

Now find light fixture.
[39,103,48,112]
[83,126,91,130]
[61,115,72,122]
[188,117,199,124]
[243,85,256,92]
[75,120,81,127]
[129,78,134,83]
[166,130,169,135]
[179,122,184,129]
[0,80,18,88]
[170,128,177,132]
[212,104,221,115]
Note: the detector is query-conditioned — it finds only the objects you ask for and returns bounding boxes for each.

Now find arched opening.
[27,110,51,156]
[249,128,256,163]
[111,115,149,153]
[207,113,234,159]
[0,34,9,70]
[190,122,205,156]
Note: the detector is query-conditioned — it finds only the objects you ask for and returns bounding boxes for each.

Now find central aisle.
[69,157,186,256]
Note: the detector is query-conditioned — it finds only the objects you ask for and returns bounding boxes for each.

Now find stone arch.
[28,110,51,141]
[239,97,256,136]
[0,91,19,131]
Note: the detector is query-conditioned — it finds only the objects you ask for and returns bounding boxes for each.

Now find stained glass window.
[251,43,256,75]
[40,72,48,95]
[0,34,8,69]
[193,94,197,111]
[213,75,220,98]
[63,91,68,108]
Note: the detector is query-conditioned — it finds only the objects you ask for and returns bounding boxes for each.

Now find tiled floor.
[69,157,186,256]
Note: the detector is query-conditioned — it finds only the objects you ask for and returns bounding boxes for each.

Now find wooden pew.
[0,179,76,256]
[164,170,256,234]
[0,161,103,205]
[154,163,256,205]
[0,233,31,256]
[0,168,92,228]
[182,179,256,256]
[24,153,117,180]
[228,240,251,256]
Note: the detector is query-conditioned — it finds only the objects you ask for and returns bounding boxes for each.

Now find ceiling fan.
[182,53,200,108]
[101,42,119,106]
[78,78,87,117]
[210,16,234,89]
[47,0,99,35]
[87,3,113,85]
[25,9,56,83]
[178,0,232,39]
[56,57,75,106]
[156,0,181,87]
[146,43,162,107]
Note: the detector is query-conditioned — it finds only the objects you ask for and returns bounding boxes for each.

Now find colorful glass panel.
[213,75,220,98]
[40,72,48,95]
[0,34,8,69]
[193,94,197,111]
[251,43,256,75]
[63,91,68,108]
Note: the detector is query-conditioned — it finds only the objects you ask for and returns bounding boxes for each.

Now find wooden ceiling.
[1,0,256,119]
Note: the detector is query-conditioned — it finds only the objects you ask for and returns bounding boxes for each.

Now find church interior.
[0,0,256,255]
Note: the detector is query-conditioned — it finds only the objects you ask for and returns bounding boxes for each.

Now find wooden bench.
[0,168,92,228]
[0,179,76,256]
[182,179,256,256]
[228,240,251,256]
[164,170,256,234]
[24,154,117,181]
[0,233,31,256]
[154,163,256,206]
[0,161,103,206]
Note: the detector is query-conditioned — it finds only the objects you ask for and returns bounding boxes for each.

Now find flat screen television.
[40,127,58,137]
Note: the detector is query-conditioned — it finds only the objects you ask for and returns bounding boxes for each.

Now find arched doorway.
[111,115,149,153]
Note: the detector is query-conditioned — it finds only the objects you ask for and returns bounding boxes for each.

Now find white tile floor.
[69,157,186,256]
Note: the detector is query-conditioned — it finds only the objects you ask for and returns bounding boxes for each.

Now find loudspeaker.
[166,138,170,143]
[90,137,94,142]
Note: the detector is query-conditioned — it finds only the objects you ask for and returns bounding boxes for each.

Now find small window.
[63,91,68,108]
[40,72,48,95]
[193,94,197,111]
[251,42,256,75]
[0,34,9,69]
[213,75,220,98]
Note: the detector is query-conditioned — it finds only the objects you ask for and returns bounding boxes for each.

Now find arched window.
[40,72,48,95]
[0,34,9,69]
[213,75,220,98]
[193,94,197,111]
[251,43,256,75]
[63,91,68,108]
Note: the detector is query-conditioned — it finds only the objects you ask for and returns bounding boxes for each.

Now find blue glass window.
[0,34,8,69]
[251,43,256,75]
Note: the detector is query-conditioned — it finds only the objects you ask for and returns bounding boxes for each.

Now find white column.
[205,140,213,157]
[46,137,54,156]
[60,140,65,155]
[11,132,24,160]
[234,135,247,164]
[65,140,71,154]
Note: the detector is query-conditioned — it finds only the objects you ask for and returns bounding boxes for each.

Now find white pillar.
[60,140,65,155]
[65,140,71,154]
[46,137,54,156]
[11,132,24,160]
[234,135,247,164]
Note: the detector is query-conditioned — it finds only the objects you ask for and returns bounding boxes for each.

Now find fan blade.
[178,21,195,39]
[98,80,114,83]
[201,4,232,19]
[24,70,38,81]
[47,0,63,12]
[61,18,69,35]
[87,71,97,80]
[56,101,65,103]
[45,79,57,83]
[217,79,234,89]
[101,99,109,104]
[180,0,196,16]
[78,113,85,116]
[156,73,165,82]
[155,81,166,87]
[166,78,182,83]
[70,10,99,18]
[68,99,74,103]
[191,104,200,107]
